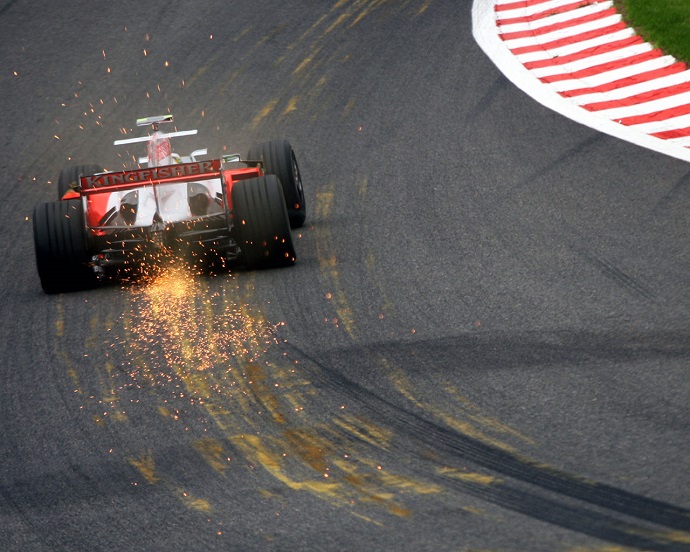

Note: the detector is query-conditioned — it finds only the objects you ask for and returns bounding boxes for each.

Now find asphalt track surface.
[1,1,689,551]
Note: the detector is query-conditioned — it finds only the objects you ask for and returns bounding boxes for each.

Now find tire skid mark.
[285,339,690,548]
[570,243,657,302]
[441,383,536,447]
[376,355,521,453]
[437,472,690,552]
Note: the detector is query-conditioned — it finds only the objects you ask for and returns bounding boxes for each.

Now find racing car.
[33,114,306,294]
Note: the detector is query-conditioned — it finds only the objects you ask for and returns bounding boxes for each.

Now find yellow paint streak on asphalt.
[342,98,356,117]
[251,98,279,129]
[369,463,440,496]
[54,297,84,391]
[246,362,287,424]
[332,414,393,450]
[293,46,323,75]
[629,529,690,546]
[259,23,288,46]
[231,434,342,495]
[183,62,211,90]
[435,406,515,452]
[330,456,436,517]
[176,488,213,513]
[128,450,158,484]
[100,360,128,423]
[314,183,357,337]
[349,0,389,28]
[233,25,254,42]
[443,384,535,446]
[290,0,350,49]
[282,96,299,116]
[55,298,64,337]
[462,505,487,516]
[567,547,637,552]
[416,1,433,16]
[315,185,334,219]
[321,255,356,336]
[219,67,244,96]
[665,532,690,544]
[324,12,352,35]
[283,429,332,473]
[358,177,368,198]
[437,467,501,486]
[291,13,330,49]
[379,357,516,452]
[194,438,231,475]
[129,448,214,513]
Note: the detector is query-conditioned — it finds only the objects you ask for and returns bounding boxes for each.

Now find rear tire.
[231,175,296,269]
[33,200,98,293]
[57,164,103,199]
[247,139,306,229]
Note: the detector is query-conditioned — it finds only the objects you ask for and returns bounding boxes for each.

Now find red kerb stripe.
[508,22,627,55]
[618,104,690,126]
[497,0,592,25]
[559,62,687,97]
[651,126,690,140]
[524,36,644,69]
[500,8,617,41]
[584,80,690,111]
[495,0,554,12]
[540,50,663,83]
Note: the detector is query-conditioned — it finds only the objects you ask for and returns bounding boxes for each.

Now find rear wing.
[80,160,222,194]
[113,129,198,146]
[113,114,197,146]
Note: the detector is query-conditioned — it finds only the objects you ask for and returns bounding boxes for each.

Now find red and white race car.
[33,115,306,293]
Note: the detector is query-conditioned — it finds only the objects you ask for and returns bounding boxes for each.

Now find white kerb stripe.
[496,0,592,21]
[514,28,637,63]
[531,43,653,79]
[664,136,690,146]
[572,70,690,105]
[549,56,677,93]
[473,0,690,162]
[501,14,621,50]
[628,113,690,134]
[498,1,614,34]
[595,91,690,121]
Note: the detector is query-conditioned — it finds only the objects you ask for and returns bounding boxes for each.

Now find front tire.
[247,139,306,229]
[231,175,296,269]
[33,200,98,293]
[57,164,103,199]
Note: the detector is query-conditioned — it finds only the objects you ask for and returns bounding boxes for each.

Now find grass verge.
[614,0,690,63]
